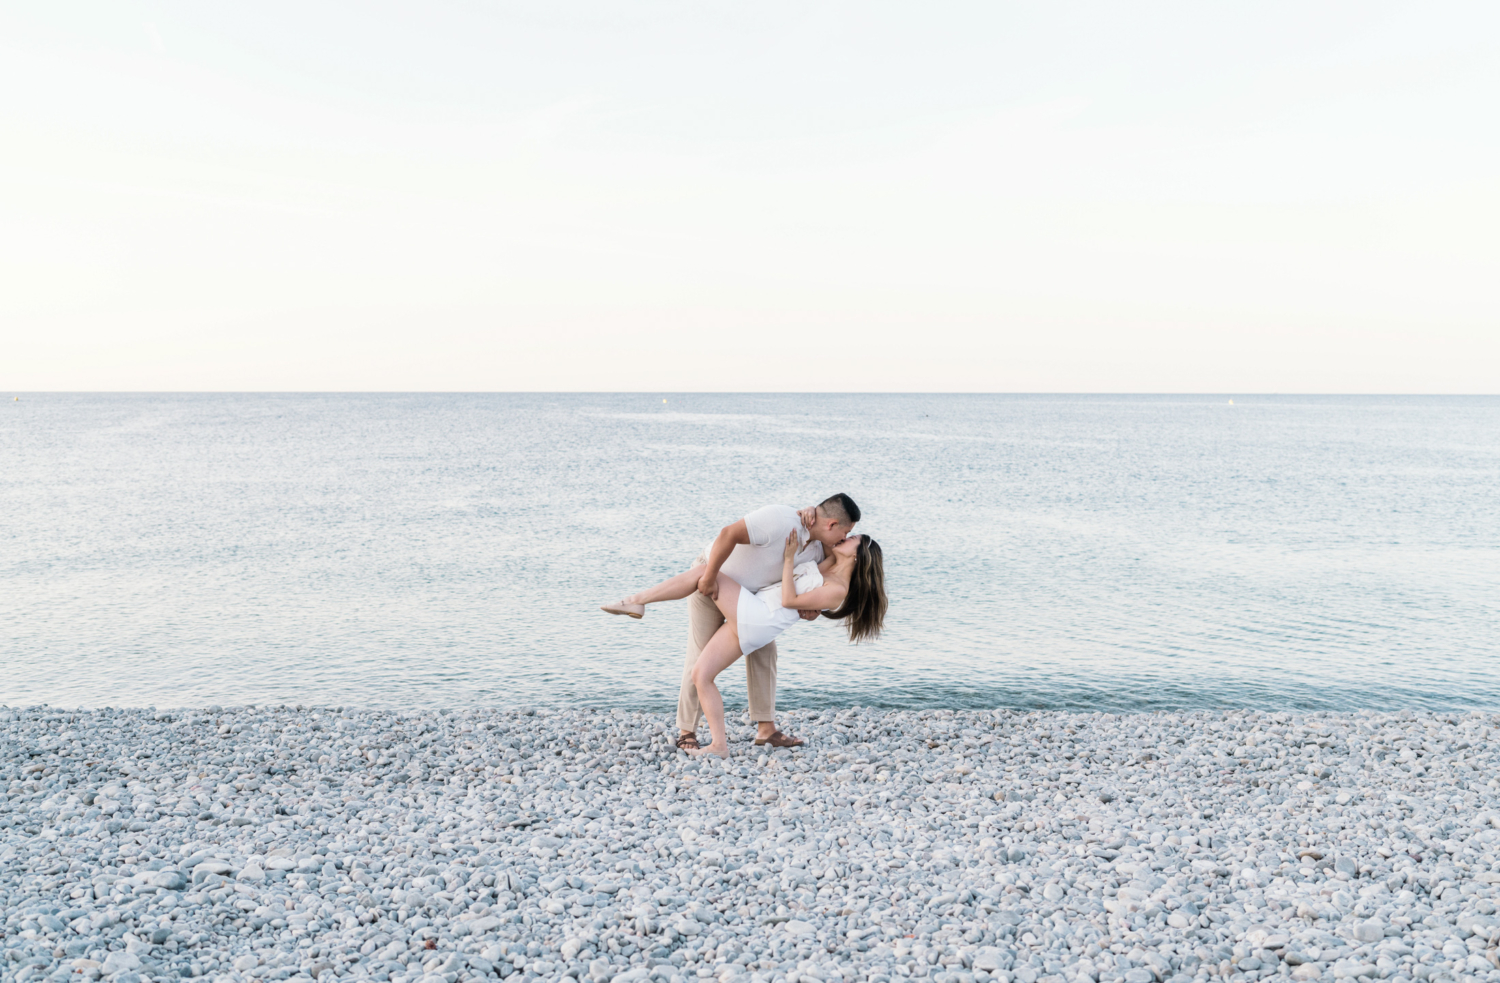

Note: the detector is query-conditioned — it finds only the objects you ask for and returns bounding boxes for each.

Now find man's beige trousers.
[676,590,776,732]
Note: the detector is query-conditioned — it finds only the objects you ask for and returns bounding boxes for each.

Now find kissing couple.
[603,494,886,758]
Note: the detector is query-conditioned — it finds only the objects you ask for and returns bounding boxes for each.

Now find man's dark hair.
[817,492,861,526]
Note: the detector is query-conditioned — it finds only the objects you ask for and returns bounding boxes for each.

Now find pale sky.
[2,2,1497,392]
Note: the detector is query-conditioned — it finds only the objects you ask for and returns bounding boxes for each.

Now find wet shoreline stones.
[4,706,1500,983]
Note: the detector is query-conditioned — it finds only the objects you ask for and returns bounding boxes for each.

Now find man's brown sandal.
[675,733,702,751]
[754,730,804,748]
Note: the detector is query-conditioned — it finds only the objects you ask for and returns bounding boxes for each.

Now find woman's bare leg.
[623,564,706,606]
[683,577,744,757]
[688,621,744,758]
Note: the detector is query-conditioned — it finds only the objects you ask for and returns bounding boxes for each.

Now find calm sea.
[2,394,1496,713]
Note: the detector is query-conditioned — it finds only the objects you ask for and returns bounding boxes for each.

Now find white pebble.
[3,705,1499,983]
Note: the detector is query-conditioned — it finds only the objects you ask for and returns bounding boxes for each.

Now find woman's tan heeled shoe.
[601,601,645,619]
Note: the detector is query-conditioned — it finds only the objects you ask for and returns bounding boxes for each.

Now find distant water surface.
[2,394,1497,712]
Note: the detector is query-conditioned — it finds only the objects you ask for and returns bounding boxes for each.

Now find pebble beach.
[5,706,1500,983]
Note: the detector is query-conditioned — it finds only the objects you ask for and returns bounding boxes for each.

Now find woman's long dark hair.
[822,536,886,643]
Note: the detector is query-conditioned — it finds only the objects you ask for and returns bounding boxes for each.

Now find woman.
[606,530,886,758]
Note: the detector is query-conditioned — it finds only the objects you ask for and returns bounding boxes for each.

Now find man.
[676,493,860,751]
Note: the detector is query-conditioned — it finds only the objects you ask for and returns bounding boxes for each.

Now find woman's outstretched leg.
[627,564,706,605]
[688,621,744,758]
[603,565,705,617]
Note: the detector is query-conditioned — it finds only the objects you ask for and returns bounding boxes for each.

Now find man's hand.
[697,571,719,601]
[797,506,817,532]
[798,609,820,621]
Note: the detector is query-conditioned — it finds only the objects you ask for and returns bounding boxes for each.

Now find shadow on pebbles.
[4,706,1500,983]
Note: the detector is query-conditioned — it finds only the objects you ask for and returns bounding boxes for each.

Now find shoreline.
[4,706,1498,983]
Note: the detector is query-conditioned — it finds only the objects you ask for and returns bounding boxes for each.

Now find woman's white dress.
[734,561,823,656]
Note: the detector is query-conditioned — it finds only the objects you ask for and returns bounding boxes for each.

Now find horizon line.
[5,391,1499,398]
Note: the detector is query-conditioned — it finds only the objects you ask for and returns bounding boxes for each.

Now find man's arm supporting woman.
[697,519,751,601]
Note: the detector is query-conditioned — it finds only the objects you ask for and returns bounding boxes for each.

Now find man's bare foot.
[688,742,729,758]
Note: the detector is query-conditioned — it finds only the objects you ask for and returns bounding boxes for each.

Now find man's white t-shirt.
[701,504,824,593]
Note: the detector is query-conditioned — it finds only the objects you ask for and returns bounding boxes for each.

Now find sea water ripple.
[2,393,1496,711]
